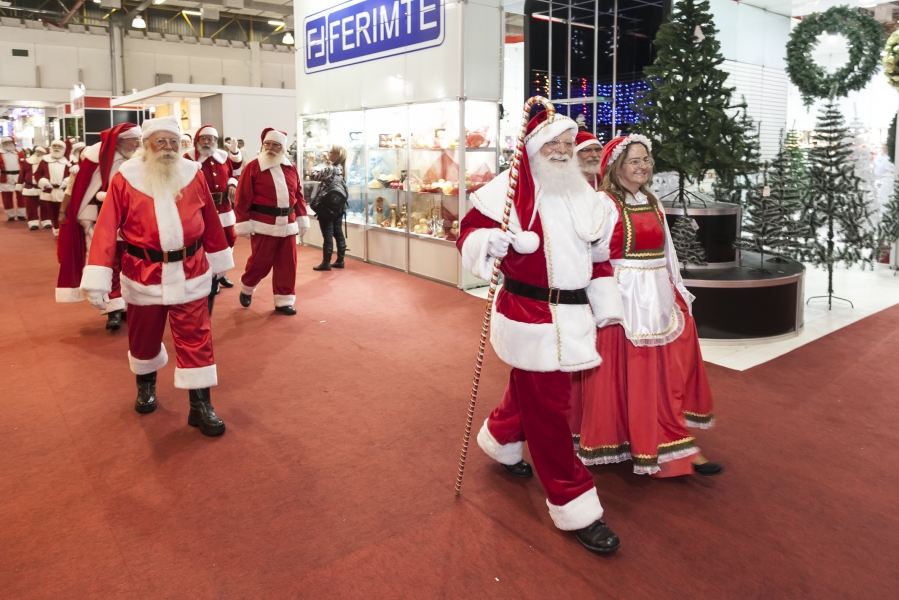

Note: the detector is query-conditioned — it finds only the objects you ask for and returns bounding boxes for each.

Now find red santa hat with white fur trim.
[195,124,219,140]
[574,131,601,153]
[261,127,288,147]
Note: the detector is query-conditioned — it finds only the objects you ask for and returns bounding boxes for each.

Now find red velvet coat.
[233,156,308,238]
[80,157,234,306]
[185,148,241,227]
[18,155,41,197]
[34,155,70,202]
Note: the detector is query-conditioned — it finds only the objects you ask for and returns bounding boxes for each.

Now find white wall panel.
[190,57,225,86]
[123,52,156,91]
[78,47,111,91]
[721,60,789,160]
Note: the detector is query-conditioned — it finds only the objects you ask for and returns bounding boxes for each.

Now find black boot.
[134,372,158,413]
[218,276,234,288]
[313,255,332,271]
[106,310,122,330]
[574,520,621,554]
[501,460,533,478]
[275,305,297,315]
[332,245,346,268]
[187,388,225,436]
[239,292,252,307]
[17,216,26,221]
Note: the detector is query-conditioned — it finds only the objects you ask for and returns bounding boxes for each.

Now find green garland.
[883,30,899,91]
[786,6,884,106]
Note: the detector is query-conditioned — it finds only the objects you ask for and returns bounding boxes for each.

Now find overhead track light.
[132,14,146,28]
[282,32,295,45]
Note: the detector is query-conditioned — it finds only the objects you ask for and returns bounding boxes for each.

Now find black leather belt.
[0,170,18,175]
[251,203,294,217]
[503,276,589,305]
[127,238,203,264]
[51,184,60,189]
[211,192,223,204]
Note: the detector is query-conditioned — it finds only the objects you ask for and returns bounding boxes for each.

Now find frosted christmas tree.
[670,214,707,268]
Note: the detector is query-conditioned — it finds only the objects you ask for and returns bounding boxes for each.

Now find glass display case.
[297,100,499,287]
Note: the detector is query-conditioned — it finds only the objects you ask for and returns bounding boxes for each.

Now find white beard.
[257,149,285,170]
[579,160,601,176]
[197,145,215,158]
[142,150,183,200]
[50,148,65,160]
[530,153,582,196]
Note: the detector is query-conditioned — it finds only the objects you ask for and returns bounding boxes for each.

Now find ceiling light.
[182,10,201,16]
[268,20,285,26]
[282,32,295,45]
[154,0,166,4]
[132,15,146,28]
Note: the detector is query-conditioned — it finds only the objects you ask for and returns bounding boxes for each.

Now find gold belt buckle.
[163,246,186,264]
[548,287,561,305]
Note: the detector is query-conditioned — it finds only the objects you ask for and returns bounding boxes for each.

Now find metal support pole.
[612,0,618,137]
[593,0,598,136]
[547,1,552,100]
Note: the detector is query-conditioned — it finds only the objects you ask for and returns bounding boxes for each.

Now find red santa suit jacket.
[80,157,234,306]
[185,148,241,228]
[456,169,612,373]
[35,154,71,202]
[18,154,41,198]
[0,148,19,192]
[233,155,308,238]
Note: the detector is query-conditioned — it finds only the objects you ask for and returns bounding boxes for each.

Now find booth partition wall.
[525,0,670,143]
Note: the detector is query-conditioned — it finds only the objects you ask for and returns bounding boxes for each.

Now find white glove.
[296,215,310,237]
[85,290,109,311]
[591,242,610,263]
[226,138,238,154]
[487,229,515,259]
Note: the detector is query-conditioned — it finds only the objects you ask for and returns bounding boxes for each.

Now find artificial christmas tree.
[670,214,708,268]
[768,135,811,261]
[806,98,876,309]
[714,104,762,205]
[878,176,899,264]
[635,0,755,207]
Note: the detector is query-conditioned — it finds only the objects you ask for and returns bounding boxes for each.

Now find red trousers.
[39,200,60,231]
[127,296,217,389]
[24,193,41,226]
[2,191,25,219]
[240,234,297,307]
[486,369,598,515]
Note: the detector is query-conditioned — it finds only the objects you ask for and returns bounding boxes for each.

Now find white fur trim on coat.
[586,276,625,328]
[174,364,217,389]
[476,419,523,465]
[102,296,126,315]
[234,221,253,237]
[120,270,213,306]
[546,488,604,531]
[128,344,168,375]
[273,294,295,307]
[55,287,84,303]
[218,210,236,228]
[240,282,257,296]
[80,265,113,294]
[227,177,238,188]
[241,219,299,238]
[206,248,234,275]
[460,227,495,281]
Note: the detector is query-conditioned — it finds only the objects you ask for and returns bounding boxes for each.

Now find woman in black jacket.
[309,145,348,271]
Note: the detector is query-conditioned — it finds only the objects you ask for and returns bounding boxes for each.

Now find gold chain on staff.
[454,96,556,497]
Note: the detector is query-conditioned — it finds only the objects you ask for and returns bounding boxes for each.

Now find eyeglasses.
[150,138,181,149]
[624,157,654,167]
[544,138,574,151]
[262,141,282,151]
[196,135,216,145]
[578,147,602,155]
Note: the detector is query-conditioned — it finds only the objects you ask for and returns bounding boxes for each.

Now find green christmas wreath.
[786,5,884,106]
[883,30,899,91]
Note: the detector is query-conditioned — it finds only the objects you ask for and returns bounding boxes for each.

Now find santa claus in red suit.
[185,124,242,290]
[456,110,620,554]
[68,141,86,176]
[56,123,142,331]
[19,145,47,230]
[575,131,602,191]
[233,127,310,315]
[80,116,234,436]
[1,136,26,221]
[180,133,193,153]
[35,140,71,238]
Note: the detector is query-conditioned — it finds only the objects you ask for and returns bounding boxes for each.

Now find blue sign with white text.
[304,0,444,74]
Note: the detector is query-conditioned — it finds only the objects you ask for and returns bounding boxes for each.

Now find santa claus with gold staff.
[454,97,620,554]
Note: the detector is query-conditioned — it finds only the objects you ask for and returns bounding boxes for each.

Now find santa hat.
[599,133,653,179]
[50,139,66,149]
[523,109,578,157]
[262,128,288,147]
[0,136,12,144]
[33,146,47,153]
[141,116,181,141]
[181,133,192,143]
[574,131,601,153]
[100,123,140,190]
[71,141,86,152]
[195,125,219,140]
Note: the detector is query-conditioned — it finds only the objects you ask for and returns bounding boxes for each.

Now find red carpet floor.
[1,221,897,599]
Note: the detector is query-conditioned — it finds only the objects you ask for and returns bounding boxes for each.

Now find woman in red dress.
[569,134,721,477]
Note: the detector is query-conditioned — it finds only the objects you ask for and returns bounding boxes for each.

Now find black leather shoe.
[29,225,38,231]
[43,223,51,229]
[239,292,252,307]
[312,261,332,271]
[501,460,533,478]
[187,388,225,436]
[106,311,122,330]
[574,520,621,554]
[6,216,12,222]
[17,216,26,221]
[134,372,158,414]
[275,305,297,315]
[331,260,345,268]
[693,461,724,476]
[120,311,127,321]
[218,276,234,288]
